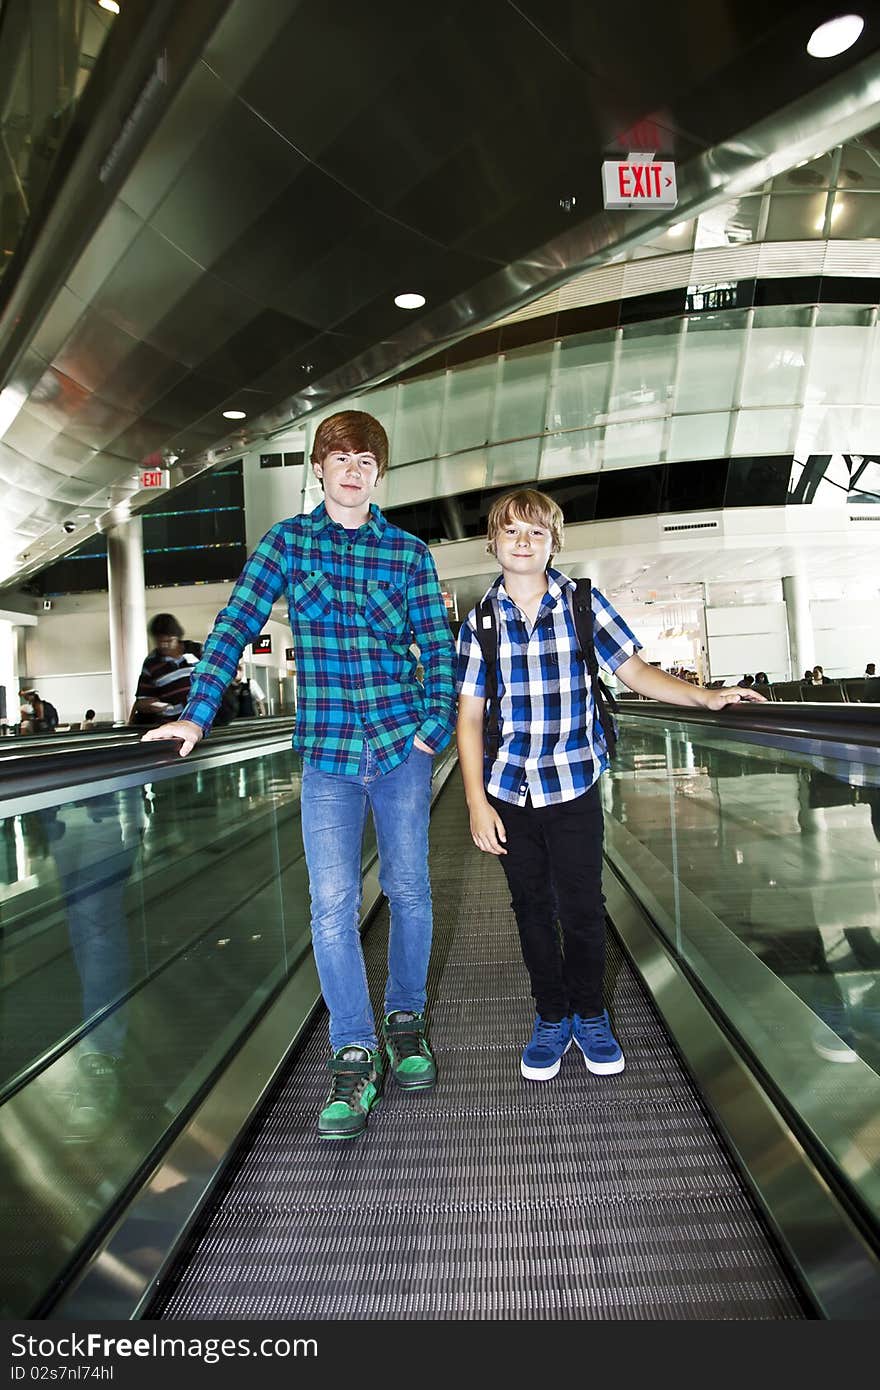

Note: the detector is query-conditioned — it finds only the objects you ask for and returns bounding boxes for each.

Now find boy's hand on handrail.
[469,798,508,855]
[140,718,204,756]
[700,686,767,710]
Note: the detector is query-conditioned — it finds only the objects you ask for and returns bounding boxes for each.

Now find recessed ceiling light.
[99,0,120,13]
[222,409,247,420]
[667,223,688,237]
[394,292,426,310]
[807,14,864,57]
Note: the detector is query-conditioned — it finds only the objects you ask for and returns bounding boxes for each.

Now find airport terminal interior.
[1,0,880,1320]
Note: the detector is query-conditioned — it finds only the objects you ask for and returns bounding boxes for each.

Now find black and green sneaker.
[382,1011,437,1091]
[317,1046,384,1140]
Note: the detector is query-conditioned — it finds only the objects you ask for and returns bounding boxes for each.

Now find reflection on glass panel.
[677,320,745,412]
[796,405,865,458]
[630,219,696,257]
[494,345,550,442]
[394,375,444,464]
[434,451,489,498]
[837,142,880,192]
[865,328,880,404]
[603,718,880,1226]
[725,456,792,507]
[603,417,664,469]
[486,438,542,487]
[443,361,495,454]
[770,151,836,194]
[733,407,798,455]
[668,412,730,461]
[0,2,116,284]
[833,192,880,240]
[384,458,437,507]
[806,327,867,405]
[611,325,677,420]
[764,192,827,240]
[694,197,763,248]
[551,331,614,432]
[539,427,603,480]
[741,327,809,406]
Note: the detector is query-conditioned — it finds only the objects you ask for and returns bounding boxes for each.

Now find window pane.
[552,331,614,431]
[603,416,665,469]
[668,412,730,461]
[764,192,826,240]
[539,426,603,479]
[443,360,495,454]
[486,438,542,486]
[494,344,550,442]
[676,320,745,412]
[733,407,797,454]
[611,324,677,420]
[393,375,444,465]
[806,326,868,406]
[384,458,436,507]
[741,327,809,406]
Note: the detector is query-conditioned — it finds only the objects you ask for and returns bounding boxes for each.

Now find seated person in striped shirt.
[131,614,203,726]
[456,489,765,1083]
[141,411,456,1141]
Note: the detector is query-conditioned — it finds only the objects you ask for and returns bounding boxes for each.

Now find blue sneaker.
[520,1016,572,1081]
[572,1010,625,1075]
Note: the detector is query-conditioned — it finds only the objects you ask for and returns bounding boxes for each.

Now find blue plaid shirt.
[456,569,641,807]
[183,502,456,775]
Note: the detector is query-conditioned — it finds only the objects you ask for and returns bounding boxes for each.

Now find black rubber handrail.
[618,699,880,750]
[0,718,296,804]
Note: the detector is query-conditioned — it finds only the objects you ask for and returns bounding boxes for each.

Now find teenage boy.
[456,489,765,1082]
[143,411,456,1139]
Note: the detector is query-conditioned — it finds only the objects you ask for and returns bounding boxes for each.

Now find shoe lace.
[385,1014,424,1061]
[534,1018,568,1041]
[575,1012,609,1043]
[327,1056,371,1104]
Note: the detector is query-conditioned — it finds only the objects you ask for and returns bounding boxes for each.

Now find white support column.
[782,572,814,680]
[107,518,146,723]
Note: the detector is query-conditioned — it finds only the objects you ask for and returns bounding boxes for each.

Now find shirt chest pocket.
[362,583,408,636]
[292,571,336,622]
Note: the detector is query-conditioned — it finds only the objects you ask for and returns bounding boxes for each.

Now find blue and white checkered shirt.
[456,569,641,808]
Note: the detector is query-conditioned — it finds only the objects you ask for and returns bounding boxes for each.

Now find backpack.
[472,577,619,762]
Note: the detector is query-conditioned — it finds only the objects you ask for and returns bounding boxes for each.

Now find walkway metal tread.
[150,770,807,1320]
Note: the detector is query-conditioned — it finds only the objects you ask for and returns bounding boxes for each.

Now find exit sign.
[140,468,169,489]
[602,154,677,209]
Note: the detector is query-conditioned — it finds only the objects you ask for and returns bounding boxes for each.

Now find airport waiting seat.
[770,681,804,701]
[864,677,880,703]
[844,680,866,702]
[803,683,845,702]
[753,682,773,701]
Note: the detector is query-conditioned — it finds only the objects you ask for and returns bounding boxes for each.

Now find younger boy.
[455,489,764,1082]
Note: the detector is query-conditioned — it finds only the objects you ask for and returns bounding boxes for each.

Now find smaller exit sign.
[140,468,169,489]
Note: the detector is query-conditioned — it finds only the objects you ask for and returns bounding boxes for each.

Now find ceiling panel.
[2,0,880,587]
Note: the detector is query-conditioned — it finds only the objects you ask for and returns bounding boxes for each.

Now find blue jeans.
[301,743,434,1052]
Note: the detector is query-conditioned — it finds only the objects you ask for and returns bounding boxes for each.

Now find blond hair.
[486,489,564,558]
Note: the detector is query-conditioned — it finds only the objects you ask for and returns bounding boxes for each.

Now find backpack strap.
[569,578,619,761]
[472,596,502,760]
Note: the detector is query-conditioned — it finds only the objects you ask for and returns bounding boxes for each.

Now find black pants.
[489,784,606,1020]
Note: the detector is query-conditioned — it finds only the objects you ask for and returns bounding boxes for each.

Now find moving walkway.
[1,707,878,1319]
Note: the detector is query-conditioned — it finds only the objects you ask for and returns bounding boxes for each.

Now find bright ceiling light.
[807,14,864,57]
[667,223,688,237]
[394,292,426,310]
[222,409,247,420]
[98,0,121,13]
